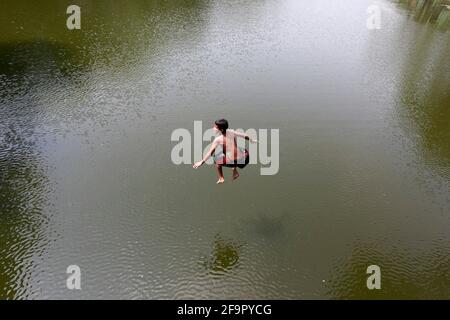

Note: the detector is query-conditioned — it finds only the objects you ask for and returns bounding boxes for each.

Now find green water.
[0,0,449,299]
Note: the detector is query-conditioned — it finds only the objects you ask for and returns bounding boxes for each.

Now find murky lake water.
[1,0,449,299]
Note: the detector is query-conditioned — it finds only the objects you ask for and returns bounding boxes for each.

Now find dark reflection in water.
[1,0,209,72]
[396,26,450,172]
[0,125,52,299]
[245,211,288,239]
[326,241,450,299]
[1,0,210,126]
[0,41,81,99]
[201,234,243,276]
[396,0,450,30]
[0,38,58,299]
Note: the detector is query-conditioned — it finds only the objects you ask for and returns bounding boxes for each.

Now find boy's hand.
[193,160,203,169]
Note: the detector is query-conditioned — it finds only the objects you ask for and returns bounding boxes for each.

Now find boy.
[193,119,257,184]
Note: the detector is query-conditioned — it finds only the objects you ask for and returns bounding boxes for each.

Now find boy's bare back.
[214,130,245,161]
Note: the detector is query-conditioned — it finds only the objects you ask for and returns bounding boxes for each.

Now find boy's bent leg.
[215,164,225,184]
[232,167,240,181]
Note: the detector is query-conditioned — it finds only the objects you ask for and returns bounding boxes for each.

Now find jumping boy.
[193,119,257,184]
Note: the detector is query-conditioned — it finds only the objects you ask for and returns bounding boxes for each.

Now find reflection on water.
[0,23,58,298]
[0,0,210,126]
[0,120,53,299]
[398,37,450,172]
[396,0,450,30]
[391,2,450,174]
[201,234,243,276]
[245,212,288,239]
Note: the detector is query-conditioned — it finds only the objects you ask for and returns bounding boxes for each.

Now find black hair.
[214,119,229,135]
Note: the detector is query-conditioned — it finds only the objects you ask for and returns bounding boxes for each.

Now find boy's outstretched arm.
[229,129,258,143]
[193,139,218,169]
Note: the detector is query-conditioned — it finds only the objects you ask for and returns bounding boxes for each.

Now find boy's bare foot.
[216,177,225,184]
[232,170,240,181]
